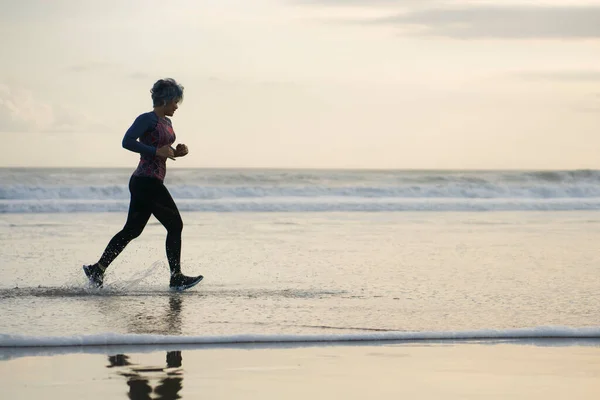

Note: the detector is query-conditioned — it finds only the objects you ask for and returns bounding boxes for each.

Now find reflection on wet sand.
[97,292,185,336]
[104,294,186,399]
[107,351,183,400]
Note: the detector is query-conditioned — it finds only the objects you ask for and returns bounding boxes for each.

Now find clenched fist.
[174,144,189,157]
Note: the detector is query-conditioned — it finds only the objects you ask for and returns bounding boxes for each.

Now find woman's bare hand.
[156,145,176,160]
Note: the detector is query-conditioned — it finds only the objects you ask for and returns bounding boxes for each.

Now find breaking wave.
[2,327,599,348]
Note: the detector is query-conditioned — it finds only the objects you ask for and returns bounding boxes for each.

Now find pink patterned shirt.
[122,112,176,182]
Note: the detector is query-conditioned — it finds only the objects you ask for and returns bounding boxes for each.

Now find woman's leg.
[150,183,183,275]
[98,177,153,268]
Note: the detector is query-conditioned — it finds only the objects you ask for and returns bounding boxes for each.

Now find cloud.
[513,70,600,82]
[128,72,151,80]
[66,62,114,73]
[66,62,149,81]
[370,6,600,39]
[573,93,600,113]
[296,0,437,4]
[0,84,106,133]
[0,84,53,132]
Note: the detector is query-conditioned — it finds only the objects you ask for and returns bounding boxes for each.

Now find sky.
[1,0,599,169]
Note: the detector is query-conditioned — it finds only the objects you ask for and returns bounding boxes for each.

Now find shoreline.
[2,337,600,360]
[2,341,599,399]
[3,326,600,349]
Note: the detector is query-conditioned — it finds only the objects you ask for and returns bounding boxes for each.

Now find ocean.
[1,167,599,344]
[3,168,600,214]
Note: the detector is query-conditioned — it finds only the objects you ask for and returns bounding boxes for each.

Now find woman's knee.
[167,217,183,235]
[122,226,144,240]
[174,218,183,234]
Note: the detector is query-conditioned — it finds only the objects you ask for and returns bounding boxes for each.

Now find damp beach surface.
[1,211,599,336]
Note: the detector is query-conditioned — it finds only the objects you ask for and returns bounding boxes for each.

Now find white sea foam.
[3,168,600,213]
[2,197,600,213]
[1,327,599,348]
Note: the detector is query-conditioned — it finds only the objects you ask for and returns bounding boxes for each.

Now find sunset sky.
[1,0,599,169]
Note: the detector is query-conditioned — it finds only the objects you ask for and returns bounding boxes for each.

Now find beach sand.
[2,341,599,399]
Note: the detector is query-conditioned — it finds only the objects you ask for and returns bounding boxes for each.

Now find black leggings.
[99,176,183,274]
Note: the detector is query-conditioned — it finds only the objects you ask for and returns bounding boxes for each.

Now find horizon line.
[1,166,599,172]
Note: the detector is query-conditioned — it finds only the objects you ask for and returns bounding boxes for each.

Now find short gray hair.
[151,78,184,106]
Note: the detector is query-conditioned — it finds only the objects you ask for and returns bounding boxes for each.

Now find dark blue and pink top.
[122,112,176,182]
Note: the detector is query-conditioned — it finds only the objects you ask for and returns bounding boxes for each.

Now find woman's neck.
[153,107,166,118]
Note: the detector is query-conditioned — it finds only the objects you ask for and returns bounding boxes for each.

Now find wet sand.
[1,341,599,399]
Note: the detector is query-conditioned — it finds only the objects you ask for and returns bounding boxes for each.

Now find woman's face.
[164,99,179,117]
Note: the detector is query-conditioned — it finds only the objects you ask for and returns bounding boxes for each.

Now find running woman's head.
[151,78,184,117]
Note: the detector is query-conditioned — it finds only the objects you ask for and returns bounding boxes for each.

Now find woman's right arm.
[122,114,157,156]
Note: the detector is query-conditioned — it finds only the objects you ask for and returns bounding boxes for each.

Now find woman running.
[84,78,203,291]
